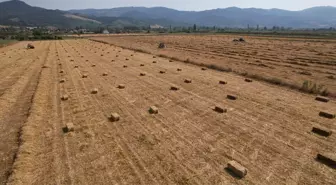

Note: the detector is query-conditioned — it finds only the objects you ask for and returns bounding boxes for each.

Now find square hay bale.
[70,59,74,61]
[131,54,133,56]
[312,127,332,137]
[214,106,227,113]
[227,95,238,100]
[118,84,125,89]
[126,58,129,61]
[170,86,179,91]
[201,67,207,71]
[91,88,98,94]
[61,94,69,101]
[315,96,329,103]
[60,70,64,73]
[82,74,88,78]
[123,65,128,68]
[153,61,157,63]
[219,80,227,85]
[63,122,74,133]
[59,79,65,83]
[74,65,79,68]
[227,160,247,178]
[116,55,119,57]
[101,54,104,56]
[140,73,146,76]
[102,73,108,76]
[184,79,192,83]
[111,60,115,62]
[58,63,62,66]
[153,56,156,58]
[109,113,120,122]
[92,64,96,67]
[140,64,145,66]
[319,111,335,119]
[245,78,253,82]
[86,60,89,62]
[177,68,182,71]
[169,60,173,62]
[316,153,336,168]
[149,106,158,114]
[159,71,166,74]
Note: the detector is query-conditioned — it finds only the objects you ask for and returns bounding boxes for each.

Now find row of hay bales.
[60,41,335,179]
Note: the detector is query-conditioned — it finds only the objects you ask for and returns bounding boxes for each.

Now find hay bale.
[109,113,120,122]
[126,58,129,61]
[153,61,157,63]
[184,79,192,83]
[316,153,336,168]
[116,55,119,57]
[91,88,98,94]
[123,65,128,68]
[70,59,74,61]
[315,96,329,103]
[60,70,64,73]
[312,127,332,137]
[74,65,79,68]
[101,54,104,56]
[140,73,146,76]
[42,66,48,69]
[159,71,166,74]
[140,64,145,66]
[214,106,227,113]
[227,95,237,100]
[169,60,173,62]
[219,81,227,85]
[82,74,88,78]
[227,160,247,178]
[60,79,65,83]
[63,122,74,133]
[170,86,179,91]
[92,64,96,67]
[118,84,125,89]
[102,73,108,76]
[201,67,207,71]
[149,106,158,114]
[319,111,335,119]
[61,94,69,101]
[245,79,253,82]
[153,56,156,58]
[177,68,182,71]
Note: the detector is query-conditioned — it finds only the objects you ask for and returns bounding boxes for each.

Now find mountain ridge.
[1,0,336,28]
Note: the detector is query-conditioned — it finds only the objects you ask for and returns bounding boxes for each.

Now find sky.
[2,0,336,11]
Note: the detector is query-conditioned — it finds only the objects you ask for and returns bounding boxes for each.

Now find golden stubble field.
[93,34,336,97]
[0,39,335,185]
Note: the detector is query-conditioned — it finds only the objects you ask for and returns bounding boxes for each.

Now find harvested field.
[92,35,336,96]
[0,39,335,185]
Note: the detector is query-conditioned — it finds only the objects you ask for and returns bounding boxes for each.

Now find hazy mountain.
[0,0,103,28]
[1,0,335,29]
[0,0,181,28]
[70,6,336,28]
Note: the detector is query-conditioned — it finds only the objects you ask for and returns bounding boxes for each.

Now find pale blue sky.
[3,0,336,11]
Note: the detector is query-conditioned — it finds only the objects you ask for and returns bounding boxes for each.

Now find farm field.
[92,34,336,96]
[0,39,335,185]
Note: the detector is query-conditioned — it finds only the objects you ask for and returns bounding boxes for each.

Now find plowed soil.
[0,39,335,185]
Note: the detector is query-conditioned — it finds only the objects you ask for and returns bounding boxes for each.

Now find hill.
[70,6,336,28]
[0,0,102,28]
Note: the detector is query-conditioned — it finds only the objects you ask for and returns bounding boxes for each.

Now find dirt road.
[0,39,335,185]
